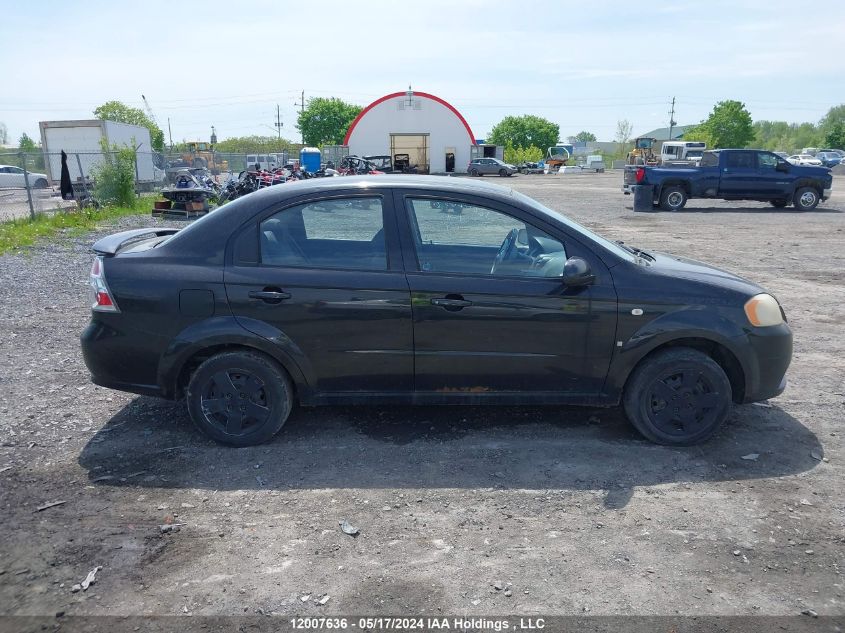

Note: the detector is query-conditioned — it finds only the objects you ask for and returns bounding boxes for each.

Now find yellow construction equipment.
[627,137,659,165]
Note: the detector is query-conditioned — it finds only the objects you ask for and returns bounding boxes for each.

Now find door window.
[726,152,755,169]
[260,197,386,270]
[406,198,566,278]
[758,153,778,170]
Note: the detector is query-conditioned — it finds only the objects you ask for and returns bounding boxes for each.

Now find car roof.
[259,174,517,198]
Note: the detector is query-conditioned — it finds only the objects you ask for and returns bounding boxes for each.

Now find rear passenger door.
[224,191,413,395]
[719,151,758,197]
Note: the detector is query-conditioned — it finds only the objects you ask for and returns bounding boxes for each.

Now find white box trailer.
[38,119,162,184]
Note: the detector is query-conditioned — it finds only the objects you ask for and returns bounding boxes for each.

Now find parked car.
[624,149,832,210]
[468,157,517,176]
[815,151,842,167]
[81,176,792,447]
[0,164,50,188]
[787,154,823,166]
[773,151,790,160]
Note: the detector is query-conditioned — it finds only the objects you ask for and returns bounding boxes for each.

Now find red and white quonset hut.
[343,88,476,174]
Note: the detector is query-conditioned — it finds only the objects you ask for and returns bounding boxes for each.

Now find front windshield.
[511,190,635,261]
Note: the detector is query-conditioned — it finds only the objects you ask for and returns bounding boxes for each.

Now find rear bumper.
[622,184,633,194]
[81,319,168,399]
[737,323,793,403]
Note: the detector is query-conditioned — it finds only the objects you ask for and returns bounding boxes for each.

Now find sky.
[2,1,844,145]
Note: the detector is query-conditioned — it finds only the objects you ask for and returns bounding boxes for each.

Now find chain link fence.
[0,150,167,221]
[0,149,313,221]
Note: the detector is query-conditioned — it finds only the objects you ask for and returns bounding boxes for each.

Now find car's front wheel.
[623,348,732,445]
[793,187,820,211]
[186,350,293,446]
[499,168,507,177]
[34,178,49,189]
[470,168,479,177]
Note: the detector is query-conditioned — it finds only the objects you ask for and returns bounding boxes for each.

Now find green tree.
[296,97,362,146]
[214,135,294,153]
[92,138,137,208]
[503,142,544,164]
[752,120,822,153]
[825,121,845,149]
[93,100,165,151]
[690,100,754,149]
[19,133,37,151]
[574,131,597,143]
[488,115,559,151]
[818,104,845,139]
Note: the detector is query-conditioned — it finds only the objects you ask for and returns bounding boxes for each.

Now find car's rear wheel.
[659,186,688,211]
[623,348,732,446]
[186,350,293,446]
[770,199,789,208]
[793,186,820,211]
[470,168,479,177]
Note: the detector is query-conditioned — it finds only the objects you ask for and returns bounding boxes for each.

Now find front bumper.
[737,322,793,403]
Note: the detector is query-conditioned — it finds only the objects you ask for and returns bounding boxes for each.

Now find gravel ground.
[0,173,843,623]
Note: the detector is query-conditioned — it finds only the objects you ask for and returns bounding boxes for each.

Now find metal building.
[343,88,476,174]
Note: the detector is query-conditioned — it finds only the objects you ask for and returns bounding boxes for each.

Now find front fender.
[605,306,752,399]
[157,316,310,398]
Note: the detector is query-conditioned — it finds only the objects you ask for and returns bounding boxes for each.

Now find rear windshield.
[700,152,718,167]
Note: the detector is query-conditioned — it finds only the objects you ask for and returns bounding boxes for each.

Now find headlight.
[744,293,783,327]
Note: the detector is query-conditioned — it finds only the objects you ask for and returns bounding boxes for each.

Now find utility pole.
[668,96,677,140]
[167,118,173,151]
[274,104,283,142]
[294,90,305,145]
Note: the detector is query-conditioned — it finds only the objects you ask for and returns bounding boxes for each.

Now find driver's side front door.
[395,193,617,396]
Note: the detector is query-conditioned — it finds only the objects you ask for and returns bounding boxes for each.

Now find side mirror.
[776,161,790,172]
[562,256,595,287]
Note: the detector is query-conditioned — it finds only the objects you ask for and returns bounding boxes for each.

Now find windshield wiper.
[615,241,654,261]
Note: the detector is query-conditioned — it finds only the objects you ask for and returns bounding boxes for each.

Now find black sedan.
[81,176,792,447]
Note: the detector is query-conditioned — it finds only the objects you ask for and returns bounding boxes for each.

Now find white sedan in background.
[787,154,823,166]
[0,164,51,188]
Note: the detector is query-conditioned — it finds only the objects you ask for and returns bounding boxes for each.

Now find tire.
[770,199,789,208]
[499,169,507,177]
[623,348,732,446]
[659,186,688,211]
[186,350,293,447]
[34,178,48,189]
[793,186,820,211]
[470,168,479,177]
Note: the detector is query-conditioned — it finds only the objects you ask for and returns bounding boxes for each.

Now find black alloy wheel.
[623,348,732,445]
[187,351,293,446]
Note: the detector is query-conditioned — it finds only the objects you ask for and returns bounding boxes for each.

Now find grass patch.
[0,199,154,255]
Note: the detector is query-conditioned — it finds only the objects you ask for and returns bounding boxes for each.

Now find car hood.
[645,251,765,297]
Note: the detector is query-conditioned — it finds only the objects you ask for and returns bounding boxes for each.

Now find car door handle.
[431,297,472,308]
[248,290,291,302]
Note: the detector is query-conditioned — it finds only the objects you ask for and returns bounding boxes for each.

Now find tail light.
[89,256,119,312]
[635,168,646,183]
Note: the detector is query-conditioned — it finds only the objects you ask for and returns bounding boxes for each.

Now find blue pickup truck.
[624,149,833,211]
